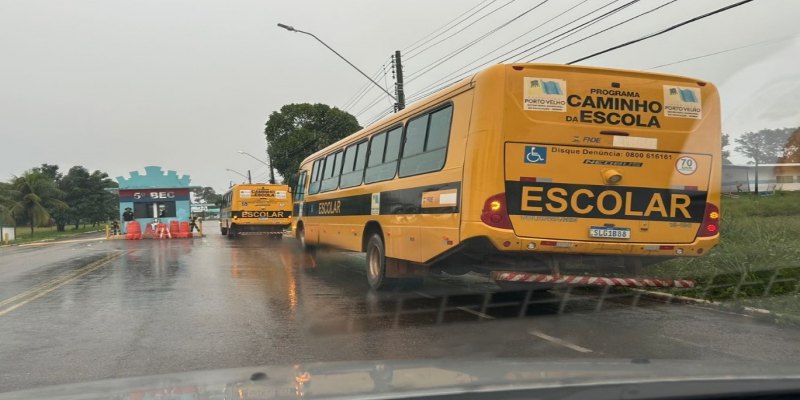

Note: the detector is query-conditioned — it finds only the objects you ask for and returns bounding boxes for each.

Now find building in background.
[116,166,192,228]
[722,163,800,192]
[190,202,220,219]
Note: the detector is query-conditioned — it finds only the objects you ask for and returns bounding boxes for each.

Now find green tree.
[9,170,67,237]
[264,103,361,187]
[734,128,794,165]
[192,186,222,206]
[31,164,72,231]
[0,181,15,226]
[778,127,800,163]
[735,127,795,194]
[721,133,731,164]
[60,166,118,229]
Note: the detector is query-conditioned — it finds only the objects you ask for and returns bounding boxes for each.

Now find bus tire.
[221,227,228,236]
[297,225,313,252]
[227,225,236,239]
[366,233,397,290]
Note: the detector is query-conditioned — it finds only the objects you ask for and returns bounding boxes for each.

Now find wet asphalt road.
[1,231,800,393]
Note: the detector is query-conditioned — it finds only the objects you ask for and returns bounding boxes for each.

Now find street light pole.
[225,168,250,183]
[277,23,396,102]
[237,150,275,184]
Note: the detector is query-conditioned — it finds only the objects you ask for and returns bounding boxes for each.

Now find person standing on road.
[122,207,134,234]
[189,216,200,232]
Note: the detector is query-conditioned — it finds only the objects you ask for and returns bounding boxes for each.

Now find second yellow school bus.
[220,183,292,238]
[292,63,721,290]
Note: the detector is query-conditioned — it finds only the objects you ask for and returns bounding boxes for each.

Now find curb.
[0,230,105,248]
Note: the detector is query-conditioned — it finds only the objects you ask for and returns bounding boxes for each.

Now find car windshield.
[2,1,800,398]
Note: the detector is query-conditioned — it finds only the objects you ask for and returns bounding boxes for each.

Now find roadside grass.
[1,225,105,246]
[650,192,800,322]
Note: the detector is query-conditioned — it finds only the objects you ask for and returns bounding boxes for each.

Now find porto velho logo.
[528,79,564,96]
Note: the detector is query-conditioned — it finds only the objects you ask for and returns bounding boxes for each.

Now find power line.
[406,0,518,61]
[645,34,796,70]
[406,0,550,84]
[342,59,390,111]
[403,0,495,54]
[501,0,630,63]
[407,0,616,96]
[568,0,757,65]
[369,0,757,126]
[528,0,679,62]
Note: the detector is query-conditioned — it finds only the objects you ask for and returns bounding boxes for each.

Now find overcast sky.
[2,0,799,192]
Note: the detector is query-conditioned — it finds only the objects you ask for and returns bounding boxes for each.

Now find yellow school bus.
[220,184,292,238]
[292,63,720,289]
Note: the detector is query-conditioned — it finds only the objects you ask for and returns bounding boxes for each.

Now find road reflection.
[227,238,317,316]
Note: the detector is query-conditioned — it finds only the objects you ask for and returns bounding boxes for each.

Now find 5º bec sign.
[119,189,191,202]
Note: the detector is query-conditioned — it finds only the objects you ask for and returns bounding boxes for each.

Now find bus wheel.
[298,226,313,252]
[221,227,228,236]
[366,233,397,290]
[226,225,236,239]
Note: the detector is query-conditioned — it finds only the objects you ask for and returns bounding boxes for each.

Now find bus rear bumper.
[491,271,696,288]
[461,222,719,258]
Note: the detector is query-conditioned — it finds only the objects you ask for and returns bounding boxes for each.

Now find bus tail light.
[481,193,513,229]
[696,202,720,238]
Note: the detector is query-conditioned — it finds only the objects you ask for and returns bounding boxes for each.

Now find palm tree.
[9,171,67,237]
[0,182,16,240]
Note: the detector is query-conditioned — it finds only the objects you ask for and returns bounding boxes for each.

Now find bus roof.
[300,63,709,167]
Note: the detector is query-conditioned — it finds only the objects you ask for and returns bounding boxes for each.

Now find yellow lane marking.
[0,252,125,317]
[17,237,107,247]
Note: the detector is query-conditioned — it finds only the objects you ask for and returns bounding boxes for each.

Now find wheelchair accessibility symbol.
[524,146,547,164]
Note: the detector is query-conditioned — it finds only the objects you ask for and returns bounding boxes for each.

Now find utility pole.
[392,50,405,111]
[266,150,276,184]
[247,169,252,184]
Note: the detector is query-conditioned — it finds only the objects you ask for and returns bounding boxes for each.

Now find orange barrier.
[169,220,179,234]
[125,221,142,240]
[178,221,192,238]
[156,223,170,239]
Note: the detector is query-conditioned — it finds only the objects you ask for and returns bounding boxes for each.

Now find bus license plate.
[589,226,630,239]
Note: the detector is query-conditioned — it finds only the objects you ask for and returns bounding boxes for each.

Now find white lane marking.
[413,291,495,320]
[529,330,593,353]
[457,307,495,320]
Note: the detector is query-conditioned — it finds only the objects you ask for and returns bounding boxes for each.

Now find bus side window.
[365,132,387,184]
[340,140,367,188]
[294,171,307,201]
[365,126,402,183]
[321,151,343,192]
[308,159,323,195]
[399,105,453,177]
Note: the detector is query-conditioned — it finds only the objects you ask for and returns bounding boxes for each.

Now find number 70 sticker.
[676,156,697,175]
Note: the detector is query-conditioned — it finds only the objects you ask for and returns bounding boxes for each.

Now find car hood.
[2,358,800,400]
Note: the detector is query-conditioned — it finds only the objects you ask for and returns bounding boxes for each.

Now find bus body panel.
[221,184,293,233]
[462,64,720,256]
[294,88,474,263]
